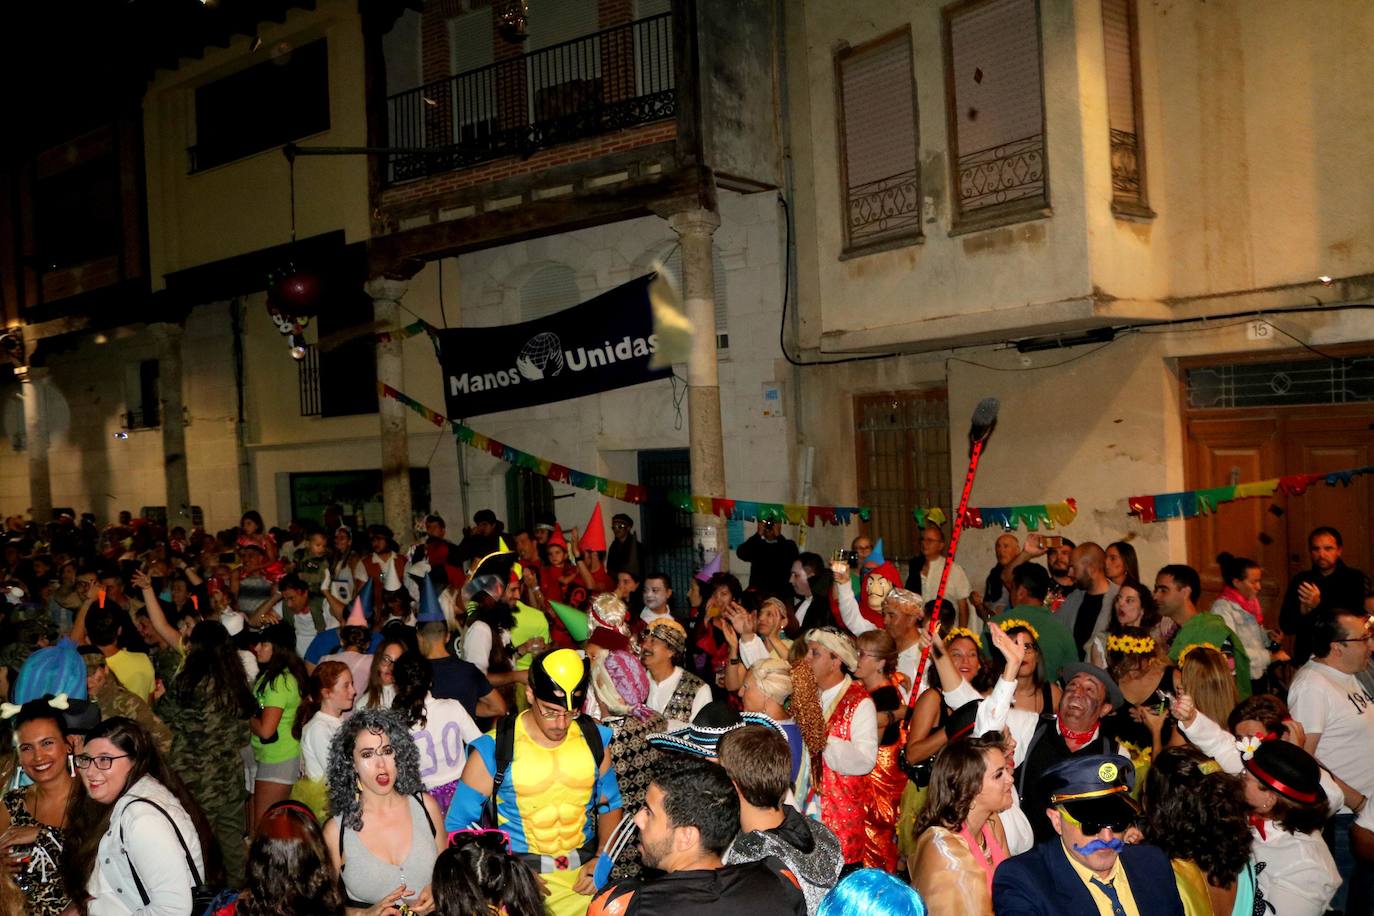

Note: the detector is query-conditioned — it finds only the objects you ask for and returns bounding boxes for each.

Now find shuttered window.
[943,0,1048,228]
[834,28,922,255]
[520,263,581,321]
[1103,0,1151,215]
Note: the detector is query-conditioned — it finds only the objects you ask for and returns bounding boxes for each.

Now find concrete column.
[367,278,413,538]
[668,208,728,568]
[150,322,191,525]
[16,366,52,523]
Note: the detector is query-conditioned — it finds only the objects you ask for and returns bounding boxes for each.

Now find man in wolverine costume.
[447,648,623,915]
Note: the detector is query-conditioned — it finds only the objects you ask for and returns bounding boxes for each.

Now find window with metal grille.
[1184,356,1374,410]
[299,292,378,418]
[1103,0,1150,216]
[638,448,694,612]
[124,360,160,430]
[854,389,951,564]
[505,466,555,535]
[834,28,922,256]
[943,0,1047,229]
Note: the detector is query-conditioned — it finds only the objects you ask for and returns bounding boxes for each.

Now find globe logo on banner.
[516,332,565,381]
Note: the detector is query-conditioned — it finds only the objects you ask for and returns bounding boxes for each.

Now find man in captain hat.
[992,754,1184,915]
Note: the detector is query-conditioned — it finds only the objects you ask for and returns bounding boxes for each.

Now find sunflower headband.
[943,627,982,648]
[1178,642,1221,663]
[997,619,1039,641]
[1106,633,1155,655]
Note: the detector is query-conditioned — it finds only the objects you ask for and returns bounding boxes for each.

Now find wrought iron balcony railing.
[385,12,676,185]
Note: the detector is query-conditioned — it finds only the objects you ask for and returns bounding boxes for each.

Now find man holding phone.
[736,519,798,602]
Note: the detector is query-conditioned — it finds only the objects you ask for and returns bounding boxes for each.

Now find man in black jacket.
[1280,526,1370,665]
[736,519,798,600]
[589,759,806,916]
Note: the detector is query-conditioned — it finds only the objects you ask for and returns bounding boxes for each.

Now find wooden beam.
[367,166,714,275]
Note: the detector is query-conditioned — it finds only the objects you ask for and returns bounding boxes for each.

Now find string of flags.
[379,385,1364,531]
[380,382,650,503]
[1128,466,1374,523]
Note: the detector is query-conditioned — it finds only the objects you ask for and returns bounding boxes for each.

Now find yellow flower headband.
[943,627,982,648]
[997,619,1040,642]
[1106,633,1155,655]
[1178,642,1221,664]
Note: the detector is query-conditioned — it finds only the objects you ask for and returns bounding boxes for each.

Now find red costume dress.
[862,674,909,871]
[819,678,872,865]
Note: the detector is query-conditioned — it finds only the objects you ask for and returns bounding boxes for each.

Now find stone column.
[367,278,413,538]
[150,323,191,525]
[16,366,52,522]
[668,209,728,568]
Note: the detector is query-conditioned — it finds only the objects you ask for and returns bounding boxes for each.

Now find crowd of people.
[0,504,1367,916]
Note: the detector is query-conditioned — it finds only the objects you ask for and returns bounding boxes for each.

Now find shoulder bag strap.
[487,713,518,825]
[120,796,205,905]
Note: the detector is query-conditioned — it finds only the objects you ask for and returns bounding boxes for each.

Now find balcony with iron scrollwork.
[955,134,1046,218]
[1109,127,1154,218]
[384,13,675,186]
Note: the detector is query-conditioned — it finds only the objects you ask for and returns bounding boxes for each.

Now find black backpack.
[484,711,605,828]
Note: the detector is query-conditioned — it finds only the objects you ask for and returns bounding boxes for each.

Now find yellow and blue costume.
[447,649,622,916]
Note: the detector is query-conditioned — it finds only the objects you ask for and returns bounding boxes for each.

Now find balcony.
[384,12,675,186]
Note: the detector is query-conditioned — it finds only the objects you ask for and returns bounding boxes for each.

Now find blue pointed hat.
[344,578,375,626]
[866,538,885,568]
[417,574,445,624]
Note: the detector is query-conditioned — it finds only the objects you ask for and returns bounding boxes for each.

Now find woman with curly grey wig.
[322,707,446,915]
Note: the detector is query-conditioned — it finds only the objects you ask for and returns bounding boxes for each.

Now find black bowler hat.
[1043,753,1139,826]
[944,699,983,742]
[1244,740,1323,806]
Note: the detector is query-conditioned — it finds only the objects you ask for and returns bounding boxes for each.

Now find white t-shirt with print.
[1288,660,1374,799]
[409,695,482,791]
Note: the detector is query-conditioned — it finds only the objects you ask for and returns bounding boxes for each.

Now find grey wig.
[324,706,425,831]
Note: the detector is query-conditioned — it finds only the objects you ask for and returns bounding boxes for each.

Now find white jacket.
[87,775,206,916]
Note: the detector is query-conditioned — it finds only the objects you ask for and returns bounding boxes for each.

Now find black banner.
[437,273,669,418]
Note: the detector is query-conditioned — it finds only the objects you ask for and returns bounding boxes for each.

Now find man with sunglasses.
[446,648,623,916]
[993,754,1184,915]
[736,518,798,603]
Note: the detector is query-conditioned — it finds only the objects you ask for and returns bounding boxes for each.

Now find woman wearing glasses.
[324,707,445,915]
[62,716,218,914]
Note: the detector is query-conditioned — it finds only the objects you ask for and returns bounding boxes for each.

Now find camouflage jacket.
[93,680,173,758]
[156,680,252,804]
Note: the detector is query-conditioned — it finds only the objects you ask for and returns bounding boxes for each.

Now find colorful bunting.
[1129,466,1374,523]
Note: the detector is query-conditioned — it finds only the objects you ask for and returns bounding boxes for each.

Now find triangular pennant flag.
[866,538,885,568]
[551,601,590,643]
[417,574,444,624]
[548,524,567,549]
[580,504,607,553]
[648,266,693,370]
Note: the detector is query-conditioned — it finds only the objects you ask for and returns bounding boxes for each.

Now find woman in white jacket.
[1208,552,1281,680]
[65,716,215,916]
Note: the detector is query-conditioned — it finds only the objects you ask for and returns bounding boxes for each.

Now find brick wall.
[378,118,676,209]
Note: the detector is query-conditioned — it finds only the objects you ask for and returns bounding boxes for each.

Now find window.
[834,28,922,255]
[520,264,581,321]
[1102,0,1150,215]
[943,0,1048,229]
[854,389,951,563]
[526,0,602,123]
[34,157,120,270]
[124,360,160,430]
[302,291,378,418]
[192,39,330,172]
[1184,355,1374,410]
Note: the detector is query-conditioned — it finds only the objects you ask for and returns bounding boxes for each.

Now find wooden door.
[1282,414,1374,583]
[1184,415,1286,622]
[1185,408,1374,626]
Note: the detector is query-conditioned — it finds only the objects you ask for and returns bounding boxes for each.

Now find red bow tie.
[1248,815,1268,840]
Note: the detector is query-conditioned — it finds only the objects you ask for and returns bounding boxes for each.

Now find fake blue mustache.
[1073,838,1125,855]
